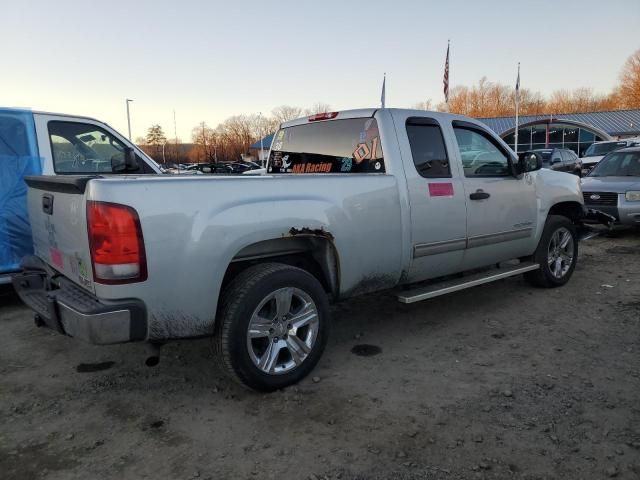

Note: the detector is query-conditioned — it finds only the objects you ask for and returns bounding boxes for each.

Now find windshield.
[587,151,640,177]
[583,142,627,157]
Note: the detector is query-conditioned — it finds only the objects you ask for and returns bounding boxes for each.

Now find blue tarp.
[0,109,42,274]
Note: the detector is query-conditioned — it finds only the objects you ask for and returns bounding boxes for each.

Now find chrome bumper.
[12,256,147,345]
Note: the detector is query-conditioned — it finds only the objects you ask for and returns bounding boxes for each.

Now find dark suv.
[521,148,582,176]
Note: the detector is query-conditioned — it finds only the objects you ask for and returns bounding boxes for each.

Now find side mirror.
[124,147,139,171]
[112,147,140,172]
[516,152,542,174]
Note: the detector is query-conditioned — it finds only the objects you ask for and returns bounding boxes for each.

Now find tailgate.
[25,176,97,292]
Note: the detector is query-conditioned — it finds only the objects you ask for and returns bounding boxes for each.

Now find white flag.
[380,74,386,108]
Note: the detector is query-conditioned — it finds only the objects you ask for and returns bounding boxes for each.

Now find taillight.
[87,201,147,284]
[308,112,338,122]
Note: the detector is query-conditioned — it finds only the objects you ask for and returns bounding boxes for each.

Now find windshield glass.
[587,151,640,177]
[583,142,627,157]
[269,117,384,174]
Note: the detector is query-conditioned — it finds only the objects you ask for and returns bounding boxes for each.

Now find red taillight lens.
[87,201,147,284]
[308,112,338,122]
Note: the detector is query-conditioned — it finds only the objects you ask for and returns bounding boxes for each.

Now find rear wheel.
[214,263,329,391]
[524,215,578,288]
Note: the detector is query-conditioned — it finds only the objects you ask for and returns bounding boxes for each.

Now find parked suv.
[581,146,640,226]
[581,139,640,174]
[521,148,582,176]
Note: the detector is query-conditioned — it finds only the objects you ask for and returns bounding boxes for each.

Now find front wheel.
[214,263,330,391]
[524,215,578,288]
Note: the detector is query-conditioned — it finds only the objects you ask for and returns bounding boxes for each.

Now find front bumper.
[12,256,147,345]
[584,195,640,226]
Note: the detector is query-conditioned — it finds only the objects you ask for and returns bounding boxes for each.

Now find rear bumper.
[12,256,147,345]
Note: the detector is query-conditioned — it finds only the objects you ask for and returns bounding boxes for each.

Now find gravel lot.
[1,230,639,480]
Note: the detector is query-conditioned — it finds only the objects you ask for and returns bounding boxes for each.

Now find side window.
[406,119,450,178]
[48,121,140,174]
[453,125,511,177]
[551,150,563,164]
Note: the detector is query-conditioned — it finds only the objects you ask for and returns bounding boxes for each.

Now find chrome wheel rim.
[246,287,319,375]
[547,227,575,279]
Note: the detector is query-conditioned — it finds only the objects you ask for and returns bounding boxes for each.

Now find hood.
[581,176,640,193]
[581,155,604,165]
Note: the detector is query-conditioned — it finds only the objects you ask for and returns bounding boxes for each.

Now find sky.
[2,0,639,141]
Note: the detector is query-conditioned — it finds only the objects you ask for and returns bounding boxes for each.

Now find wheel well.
[548,201,583,224]
[221,236,339,299]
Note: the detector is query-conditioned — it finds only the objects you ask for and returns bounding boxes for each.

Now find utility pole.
[173,109,178,164]
[126,99,134,140]
[258,112,264,167]
[202,122,207,163]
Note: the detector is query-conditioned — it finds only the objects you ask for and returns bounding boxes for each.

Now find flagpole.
[515,62,520,155]
[444,40,450,112]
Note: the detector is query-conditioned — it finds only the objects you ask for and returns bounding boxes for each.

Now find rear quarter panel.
[87,174,404,340]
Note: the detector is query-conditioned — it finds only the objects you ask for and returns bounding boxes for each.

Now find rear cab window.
[269,117,384,174]
[405,117,450,178]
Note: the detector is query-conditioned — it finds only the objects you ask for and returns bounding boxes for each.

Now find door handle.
[42,194,54,215]
[469,190,490,200]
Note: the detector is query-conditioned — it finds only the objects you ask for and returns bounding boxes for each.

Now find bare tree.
[271,105,304,124]
[304,102,332,115]
[619,49,640,109]
[191,122,216,162]
[412,100,433,111]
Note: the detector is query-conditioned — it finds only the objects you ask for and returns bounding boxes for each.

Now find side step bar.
[397,262,540,304]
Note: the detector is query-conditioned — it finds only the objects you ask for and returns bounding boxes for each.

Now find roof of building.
[249,133,274,150]
[478,109,640,137]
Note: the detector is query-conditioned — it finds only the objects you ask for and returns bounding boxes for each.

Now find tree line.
[136,103,332,164]
[138,49,640,164]
[417,49,640,118]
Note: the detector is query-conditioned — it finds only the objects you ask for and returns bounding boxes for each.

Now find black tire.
[524,215,578,288]
[214,263,330,392]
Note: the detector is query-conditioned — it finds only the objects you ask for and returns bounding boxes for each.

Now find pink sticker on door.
[428,183,454,197]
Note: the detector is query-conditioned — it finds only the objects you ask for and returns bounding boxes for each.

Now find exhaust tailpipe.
[145,342,162,367]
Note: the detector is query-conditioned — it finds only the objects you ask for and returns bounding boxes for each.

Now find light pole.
[258,112,264,167]
[126,99,134,140]
[162,141,166,165]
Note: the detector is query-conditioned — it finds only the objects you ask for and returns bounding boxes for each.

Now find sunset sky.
[2,0,639,141]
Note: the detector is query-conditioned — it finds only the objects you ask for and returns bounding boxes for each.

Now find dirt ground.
[1,230,639,480]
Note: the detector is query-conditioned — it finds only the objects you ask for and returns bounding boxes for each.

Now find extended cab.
[14,108,592,391]
[0,108,161,284]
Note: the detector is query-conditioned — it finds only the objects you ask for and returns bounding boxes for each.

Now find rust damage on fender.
[288,226,335,241]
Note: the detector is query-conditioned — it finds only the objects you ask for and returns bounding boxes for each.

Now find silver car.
[581,146,640,226]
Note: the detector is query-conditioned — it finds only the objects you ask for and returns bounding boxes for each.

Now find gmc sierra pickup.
[14,108,594,391]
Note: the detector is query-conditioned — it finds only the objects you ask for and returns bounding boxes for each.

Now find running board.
[396,262,540,304]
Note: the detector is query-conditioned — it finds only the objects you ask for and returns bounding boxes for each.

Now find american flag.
[443,42,450,103]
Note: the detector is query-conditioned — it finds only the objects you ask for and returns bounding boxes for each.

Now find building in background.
[248,134,274,164]
[478,109,640,156]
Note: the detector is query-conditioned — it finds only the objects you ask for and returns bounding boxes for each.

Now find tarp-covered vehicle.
[0,109,42,284]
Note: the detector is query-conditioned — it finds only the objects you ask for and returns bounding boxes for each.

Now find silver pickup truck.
[14,108,597,391]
